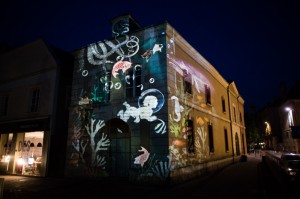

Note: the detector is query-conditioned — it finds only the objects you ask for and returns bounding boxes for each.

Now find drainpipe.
[227,85,235,163]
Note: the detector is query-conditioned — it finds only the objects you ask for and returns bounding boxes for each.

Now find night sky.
[1,0,299,112]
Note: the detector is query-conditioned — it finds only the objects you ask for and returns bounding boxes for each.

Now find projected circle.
[138,89,164,113]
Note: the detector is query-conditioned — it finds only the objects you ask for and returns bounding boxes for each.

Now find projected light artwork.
[66,22,170,182]
[66,21,216,184]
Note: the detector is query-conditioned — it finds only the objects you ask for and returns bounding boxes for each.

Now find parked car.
[279,153,300,181]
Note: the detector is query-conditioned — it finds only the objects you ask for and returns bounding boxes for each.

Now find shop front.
[0,118,49,176]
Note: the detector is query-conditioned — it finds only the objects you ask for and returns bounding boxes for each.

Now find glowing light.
[285,107,291,111]
[4,155,10,162]
[17,158,24,165]
[265,122,271,135]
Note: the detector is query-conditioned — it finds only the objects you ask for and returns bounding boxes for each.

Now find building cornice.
[166,24,229,89]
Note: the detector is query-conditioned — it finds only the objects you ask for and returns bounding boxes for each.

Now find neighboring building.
[0,39,73,177]
[258,80,300,153]
[279,80,300,153]
[65,14,246,185]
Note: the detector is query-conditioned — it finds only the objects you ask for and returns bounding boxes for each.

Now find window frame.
[126,65,142,99]
[221,96,226,113]
[205,84,211,105]
[29,87,40,113]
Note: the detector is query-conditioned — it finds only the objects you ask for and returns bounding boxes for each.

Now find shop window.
[126,66,141,98]
[0,132,45,176]
[29,88,40,112]
[208,123,214,153]
[0,94,8,116]
[224,128,229,152]
[16,131,44,176]
[205,85,211,105]
[0,133,13,172]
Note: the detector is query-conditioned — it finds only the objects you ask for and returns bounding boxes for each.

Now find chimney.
[111,14,141,37]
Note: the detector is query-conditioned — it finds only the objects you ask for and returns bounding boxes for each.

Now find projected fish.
[134,146,150,167]
[112,60,132,78]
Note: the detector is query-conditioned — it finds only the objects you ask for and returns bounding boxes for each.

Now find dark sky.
[1,0,299,112]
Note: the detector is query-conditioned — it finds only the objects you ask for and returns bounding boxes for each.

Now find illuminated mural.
[166,34,213,170]
[65,18,239,185]
[66,21,171,183]
[117,88,166,134]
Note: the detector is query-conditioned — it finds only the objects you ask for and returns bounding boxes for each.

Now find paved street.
[1,153,298,199]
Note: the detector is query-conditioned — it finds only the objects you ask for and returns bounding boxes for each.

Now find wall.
[65,23,171,184]
[165,24,236,183]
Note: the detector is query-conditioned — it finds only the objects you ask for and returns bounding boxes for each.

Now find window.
[221,96,226,112]
[186,119,194,154]
[126,65,141,98]
[29,88,40,112]
[224,128,229,152]
[239,112,243,123]
[94,71,111,103]
[205,85,211,105]
[183,70,192,94]
[208,123,214,153]
[0,94,9,116]
[233,106,237,122]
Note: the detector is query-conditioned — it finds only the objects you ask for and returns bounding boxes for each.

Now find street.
[1,154,300,199]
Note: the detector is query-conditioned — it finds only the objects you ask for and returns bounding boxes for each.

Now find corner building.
[65,14,246,185]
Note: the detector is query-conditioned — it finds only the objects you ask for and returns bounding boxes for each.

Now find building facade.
[0,39,73,177]
[64,15,246,184]
[279,81,300,153]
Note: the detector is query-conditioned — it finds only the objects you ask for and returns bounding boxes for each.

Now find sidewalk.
[1,154,263,199]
